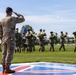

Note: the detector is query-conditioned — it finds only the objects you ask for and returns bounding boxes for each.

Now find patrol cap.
[50,31,53,33]
[40,29,42,31]
[6,7,13,13]
[61,31,63,33]
[43,29,45,31]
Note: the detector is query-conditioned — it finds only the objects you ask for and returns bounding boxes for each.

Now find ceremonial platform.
[0,62,76,75]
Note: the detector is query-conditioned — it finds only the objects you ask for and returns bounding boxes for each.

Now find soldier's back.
[1,16,16,44]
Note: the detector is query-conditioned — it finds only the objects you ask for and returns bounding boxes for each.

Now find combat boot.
[2,64,5,73]
[4,65,15,73]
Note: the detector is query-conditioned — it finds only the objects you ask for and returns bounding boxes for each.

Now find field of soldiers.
[0,28,76,64]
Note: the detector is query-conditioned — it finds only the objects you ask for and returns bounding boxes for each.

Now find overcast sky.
[0,0,76,37]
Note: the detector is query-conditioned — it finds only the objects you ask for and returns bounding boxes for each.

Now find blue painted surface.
[0,62,76,75]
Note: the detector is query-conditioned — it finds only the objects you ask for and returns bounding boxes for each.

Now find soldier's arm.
[25,33,31,38]
[38,33,42,37]
[44,33,46,36]
[13,12,25,23]
[0,21,2,26]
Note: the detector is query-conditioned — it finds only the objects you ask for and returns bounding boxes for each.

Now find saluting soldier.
[49,31,55,52]
[0,7,25,73]
[59,31,65,51]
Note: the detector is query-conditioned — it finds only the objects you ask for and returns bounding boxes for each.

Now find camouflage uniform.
[21,33,27,52]
[31,33,36,51]
[0,13,25,66]
[15,31,22,53]
[25,30,33,52]
[65,32,69,45]
[59,32,65,51]
[73,32,76,52]
[0,23,3,51]
[54,33,58,44]
[38,29,46,52]
[74,36,76,52]
[0,23,3,40]
[49,32,55,51]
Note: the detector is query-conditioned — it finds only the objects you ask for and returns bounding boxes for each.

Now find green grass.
[0,45,76,64]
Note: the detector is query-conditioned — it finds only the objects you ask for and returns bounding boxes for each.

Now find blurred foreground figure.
[0,7,25,73]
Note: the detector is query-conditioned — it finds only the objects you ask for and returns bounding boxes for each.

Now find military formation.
[0,8,75,55]
[0,16,75,54]
[13,28,76,53]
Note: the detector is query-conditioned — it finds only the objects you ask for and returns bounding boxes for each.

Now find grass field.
[0,45,76,64]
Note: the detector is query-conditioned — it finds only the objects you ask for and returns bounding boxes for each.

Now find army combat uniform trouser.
[50,42,54,51]
[39,41,45,52]
[1,39,15,66]
[59,42,65,51]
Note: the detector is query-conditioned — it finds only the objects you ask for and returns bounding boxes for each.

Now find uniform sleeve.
[0,21,2,26]
[14,14,25,23]
[0,21,3,38]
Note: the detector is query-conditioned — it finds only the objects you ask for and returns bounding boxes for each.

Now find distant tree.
[20,25,34,34]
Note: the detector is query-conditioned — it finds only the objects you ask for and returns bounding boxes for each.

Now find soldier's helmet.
[6,7,13,13]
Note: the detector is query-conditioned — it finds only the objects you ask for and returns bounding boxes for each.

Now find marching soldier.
[43,29,46,37]
[42,29,47,45]
[73,31,76,52]
[59,31,65,51]
[31,32,36,51]
[21,33,27,52]
[0,7,25,73]
[54,33,58,44]
[38,29,45,52]
[25,29,33,52]
[49,31,55,52]
[65,32,69,45]
[15,28,22,53]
